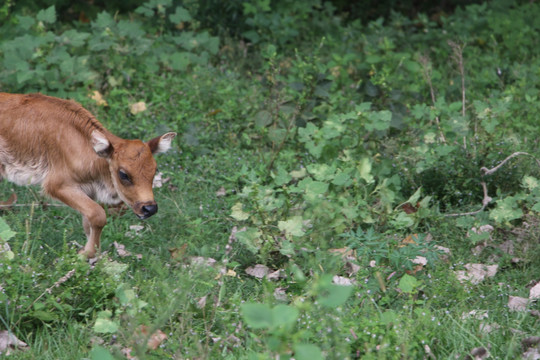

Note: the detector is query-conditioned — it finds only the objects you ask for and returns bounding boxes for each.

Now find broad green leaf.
[380,310,398,325]
[273,166,292,186]
[406,187,422,205]
[0,217,16,242]
[272,305,299,328]
[231,203,250,221]
[102,261,128,279]
[90,346,115,360]
[489,196,523,223]
[358,158,374,184]
[523,176,540,191]
[294,344,324,360]
[278,216,305,237]
[333,171,351,186]
[241,303,273,329]
[254,110,272,128]
[93,318,119,333]
[398,274,419,293]
[268,128,287,143]
[32,310,57,322]
[37,6,56,24]
[317,283,352,308]
[236,227,262,253]
[307,163,336,181]
[169,6,192,23]
[305,181,328,196]
[391,212,414,228]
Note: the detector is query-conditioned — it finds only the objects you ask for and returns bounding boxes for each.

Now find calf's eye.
[118,170,131,184]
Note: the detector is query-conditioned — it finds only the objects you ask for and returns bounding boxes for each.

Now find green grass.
[2,0,540,358]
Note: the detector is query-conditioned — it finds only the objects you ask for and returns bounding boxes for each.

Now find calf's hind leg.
[45,184,107,258]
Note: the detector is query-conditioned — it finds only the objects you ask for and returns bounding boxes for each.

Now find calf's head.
[91,131,176,219]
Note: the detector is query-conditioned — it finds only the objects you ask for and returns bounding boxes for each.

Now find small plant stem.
[419,54,447,144]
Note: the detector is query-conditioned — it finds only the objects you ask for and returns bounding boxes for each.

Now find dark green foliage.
[2,0,540,358]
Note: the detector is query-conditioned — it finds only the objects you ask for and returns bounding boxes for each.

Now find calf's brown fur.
[0,93,176,257]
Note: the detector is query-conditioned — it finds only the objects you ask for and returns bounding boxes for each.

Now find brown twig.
[445,151,540,217]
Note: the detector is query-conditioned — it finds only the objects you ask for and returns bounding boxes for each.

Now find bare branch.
[445,182,491,217]
[445,151,540,217]
[480,151,535,176]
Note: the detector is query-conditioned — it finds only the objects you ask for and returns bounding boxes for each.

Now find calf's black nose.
[141,204,158,217]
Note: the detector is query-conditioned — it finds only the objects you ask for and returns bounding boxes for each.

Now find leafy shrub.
[0,1,219,96]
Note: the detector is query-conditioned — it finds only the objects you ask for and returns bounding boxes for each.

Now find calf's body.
[0,93,176,257]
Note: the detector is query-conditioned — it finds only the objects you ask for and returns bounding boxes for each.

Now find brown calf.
[0,93,176,257]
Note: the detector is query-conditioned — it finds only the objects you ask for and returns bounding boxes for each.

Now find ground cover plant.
[1,0,540,358]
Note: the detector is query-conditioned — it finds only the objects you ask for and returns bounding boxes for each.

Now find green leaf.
[358,158,374,184]
[254,110,272,128]
[523,176,540,191]
[380,310,398,325]
[278,216,305,237]
[93,318,119,333]
[236,227,262,253]
[241,303,273,329]
[37,6,56,24]
[32,310,57,322]
[398,274,419,294]
[489,196,523,223]
[406,187,422,205]
[0,217,16,242]
[90,346,116,360]
[169,6,192,23]
[294,344,324,360]
[317,283,352,308]
[332,171,351,186]
[101,261,128,279]
[272,305,299,328]
[231,202,250,221]
[273,166,292,186]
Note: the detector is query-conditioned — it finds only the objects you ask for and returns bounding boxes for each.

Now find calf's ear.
[91,131,112,158]
[147,132,177,154]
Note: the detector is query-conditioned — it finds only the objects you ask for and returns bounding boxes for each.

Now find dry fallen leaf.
[137,325,167,350]
[190,256,217,267]
[121,347,136,360]
[130,101,147,115]
[246,264,269,279]
[328,247,354,258]
[401,234,419,246]
[464,346,489,360]
[0,193,17,210]
[216,187,227,197]
[152,172,163,188]
[197,295,207,309]
[274,287,287,301]
[225,269,237,277]
[455,263,498,285]
[89,90,108,106]
[333,275,355,286]
[169,244,188,260]
[530,282,540,300]
[508,296,529,311]
[113,242,131,257]
[412,256,428,266]
[462,310,489,320]
[267,269,284,280]
[0,330,28,353]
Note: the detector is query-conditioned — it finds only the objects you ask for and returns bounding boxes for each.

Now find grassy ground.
[2,1,540,359]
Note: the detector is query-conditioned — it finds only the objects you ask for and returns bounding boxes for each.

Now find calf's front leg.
[45,184,107,258]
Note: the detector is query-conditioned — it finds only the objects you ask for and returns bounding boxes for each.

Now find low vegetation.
[1,0,540,358]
